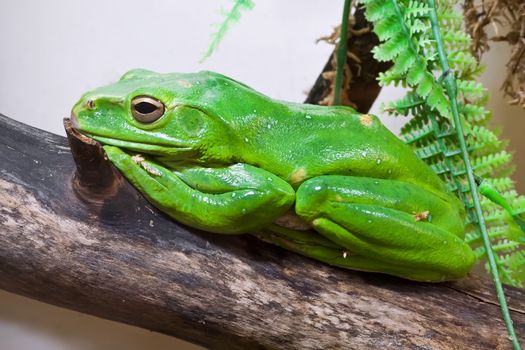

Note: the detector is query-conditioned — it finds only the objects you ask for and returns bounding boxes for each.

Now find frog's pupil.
[135,102,157,114]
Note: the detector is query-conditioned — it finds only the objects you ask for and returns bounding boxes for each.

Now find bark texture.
[0,113,524,349]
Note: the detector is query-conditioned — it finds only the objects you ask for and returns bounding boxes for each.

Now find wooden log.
[304,5,392,112]
[0,113,524,349]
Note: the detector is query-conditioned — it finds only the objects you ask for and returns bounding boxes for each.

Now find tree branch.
[304,5,392,112]
[0,113,524,349]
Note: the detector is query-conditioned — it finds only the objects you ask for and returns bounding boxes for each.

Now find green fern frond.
[363,0,452,118]
[461,103,491,123]
[200,0,254,62]
[405,0,430,17]
[414,141,448,160]
[373,32,410,61]
[365,0,396,21]
[384,91,425,115]
[505,251,525,286]
[483,178,516,192]
[466,226,507,244]
[442,30,472,51]
[436,4,462,26]
[466,151,512,176]
[374,15,403,40]
[490,239,521,253]
[457,80,486,100]
[514,195,525,209]
[407,18,429,34]
[466,125,500,148]
[448,51,482,77]
[359,0,525,294]
[403,123,435,144]
[378,71,406,86]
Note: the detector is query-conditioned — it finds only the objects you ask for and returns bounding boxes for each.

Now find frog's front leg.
[104,146,295,234]
[295,176,476,281]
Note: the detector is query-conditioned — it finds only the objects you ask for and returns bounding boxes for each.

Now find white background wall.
[1,1,523,349]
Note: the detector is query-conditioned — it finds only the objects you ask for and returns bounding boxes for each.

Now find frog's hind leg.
[294,176,476,282]
[256,225,452,281]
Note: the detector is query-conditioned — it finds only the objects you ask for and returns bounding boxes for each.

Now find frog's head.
[71,69,244,162]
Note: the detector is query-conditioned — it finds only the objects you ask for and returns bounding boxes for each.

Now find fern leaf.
[458,79,486,97]
[461,103,491,123]
[200,0,254,62]
[373,31,409,61]
[385,91,425,116]
[360,0,525,290]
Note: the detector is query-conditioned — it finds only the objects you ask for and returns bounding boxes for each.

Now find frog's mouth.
[87,134,195,157]
[70,113,197,158]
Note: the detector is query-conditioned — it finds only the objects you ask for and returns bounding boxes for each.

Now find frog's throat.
[91,135,196,157]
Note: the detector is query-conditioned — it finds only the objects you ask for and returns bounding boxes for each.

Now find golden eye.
[131,96,165,123]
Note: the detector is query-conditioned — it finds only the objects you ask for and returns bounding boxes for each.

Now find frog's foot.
[103,146,295,234]
[295,176,476,282]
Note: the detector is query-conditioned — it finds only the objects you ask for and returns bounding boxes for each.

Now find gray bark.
[0,113,524,349]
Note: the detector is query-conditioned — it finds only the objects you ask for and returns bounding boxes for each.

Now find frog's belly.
[274,211,311,231]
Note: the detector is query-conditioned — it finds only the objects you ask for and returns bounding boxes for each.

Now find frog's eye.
[131,96,165,123]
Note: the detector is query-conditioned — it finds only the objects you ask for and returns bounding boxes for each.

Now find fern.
[200,0,254,62]
[358,0,523,345]
[359,0,525,288]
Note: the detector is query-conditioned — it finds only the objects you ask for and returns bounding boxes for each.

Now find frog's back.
[233,101,441,191]
[159,71,446,193]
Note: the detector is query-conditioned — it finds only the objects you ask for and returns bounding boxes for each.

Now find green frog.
[71,69,475,282]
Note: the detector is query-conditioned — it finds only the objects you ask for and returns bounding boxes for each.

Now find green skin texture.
[72,69,476,282]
